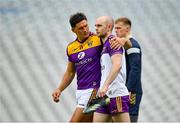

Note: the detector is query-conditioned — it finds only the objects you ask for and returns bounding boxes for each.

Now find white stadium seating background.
[0,0,180,122]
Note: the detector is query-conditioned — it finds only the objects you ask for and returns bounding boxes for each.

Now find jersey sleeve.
[107,41,123,56]
[66,45,72,62]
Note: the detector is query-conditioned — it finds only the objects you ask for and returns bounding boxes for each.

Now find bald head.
[96,16,114,31]
[95,16,114,39]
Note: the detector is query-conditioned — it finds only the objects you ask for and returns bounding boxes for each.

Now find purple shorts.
[96,95,130,115]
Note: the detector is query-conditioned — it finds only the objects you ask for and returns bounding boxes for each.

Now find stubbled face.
[115,22,129,38]
[95,18,108,38]
[73,20,90,40]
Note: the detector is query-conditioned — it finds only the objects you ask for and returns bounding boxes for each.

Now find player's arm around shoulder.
[52,61,75,103]
[109,37,132,50]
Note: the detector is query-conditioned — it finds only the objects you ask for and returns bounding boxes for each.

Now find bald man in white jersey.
[93,16,130,122]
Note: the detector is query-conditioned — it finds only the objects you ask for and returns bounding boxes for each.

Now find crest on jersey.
[78,52,85,60]
[87,41,93,47]
[79,45,83,49]
[72,48,77,52]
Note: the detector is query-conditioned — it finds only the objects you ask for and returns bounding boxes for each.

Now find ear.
[108,24,112,31]
[126,26,130,33]
[109,25,111,29]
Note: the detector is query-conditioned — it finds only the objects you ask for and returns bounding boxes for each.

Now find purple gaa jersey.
[66,33,102,90]
[100,35,128,97]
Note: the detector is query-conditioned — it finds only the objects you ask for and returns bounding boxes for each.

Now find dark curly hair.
[69,12,87,28]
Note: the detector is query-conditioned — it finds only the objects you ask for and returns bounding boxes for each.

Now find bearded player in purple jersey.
[93,16,130,122]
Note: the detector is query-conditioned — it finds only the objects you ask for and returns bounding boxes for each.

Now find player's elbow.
[70,71,75,77]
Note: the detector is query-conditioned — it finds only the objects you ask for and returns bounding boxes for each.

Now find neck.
[125,32,131,38]
[101,32,112,43]
[78,37,85,42]
[126,34,132,39]
[78,35,89,43]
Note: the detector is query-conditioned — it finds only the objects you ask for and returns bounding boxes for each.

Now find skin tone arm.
[124,38,132,49]
[110,37,132,98]
[52,61,75,102]
[99,53,122,97]
[110,37,132,50]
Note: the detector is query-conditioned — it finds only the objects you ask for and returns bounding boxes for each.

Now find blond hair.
[115,17,131,27]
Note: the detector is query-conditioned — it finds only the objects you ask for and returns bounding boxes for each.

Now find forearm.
[58,71,75,92]
[103,64,121,87]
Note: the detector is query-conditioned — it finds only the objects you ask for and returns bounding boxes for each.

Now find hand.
[110,37,128,50]
[98,85,109,98]
[52,89,61,103]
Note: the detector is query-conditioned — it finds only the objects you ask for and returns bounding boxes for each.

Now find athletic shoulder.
[130,38,141,49]
[67,39,77,48]
[126,38,141,55]
[66,39,78,56]
[88,32,102,45]
[89,32,101,40]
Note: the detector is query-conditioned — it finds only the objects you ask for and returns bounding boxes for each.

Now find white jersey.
[100,35,129,98]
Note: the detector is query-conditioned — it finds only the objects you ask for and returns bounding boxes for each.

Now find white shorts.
[76,88,97,108]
